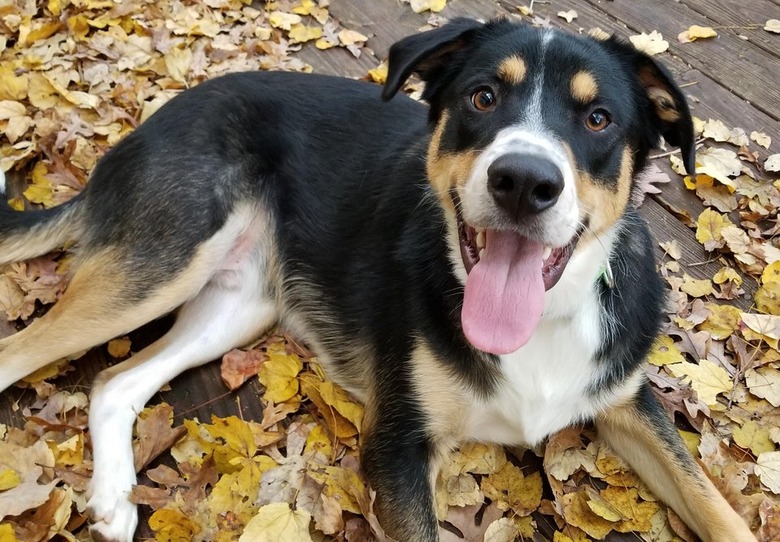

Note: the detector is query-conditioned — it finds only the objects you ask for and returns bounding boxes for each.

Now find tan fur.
[638,66,683,123]
[0,219,251,391]
[571,71,599,103]
[597,402,757,542]
[568,145,633,237]
[426,110,478,208]
[409,341,468,515]
[497,55,526,85]
[647,87,682,122]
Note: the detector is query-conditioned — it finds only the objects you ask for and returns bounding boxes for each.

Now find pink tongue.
[462,230,545,355]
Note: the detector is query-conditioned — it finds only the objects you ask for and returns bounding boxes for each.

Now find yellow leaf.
[0,66,28,101]
[23,162,54,207]
[314,38,335,50]
[480,461,542,516]
[600,486,658,533]
[741,312,780,349]
[66,14,90,40]
[268,11,302,31]
[745,367,780,407]
[108,337,132,357]
[680,274,713,298]
[695,208,730,251]
[149,508,201,542]
[0,468,21,491]
[308,465,364,514]
[667,360,732,406]
[337,29,368,46]
[756,281,780,315]
[586,491,624,522]
[317,380,363,429]
[368,62,388,84]
[732,420,775,456]
[300,375,357,438]
[48,434,84,467]
[762,261,780,284]
[0,523,18,542]
[407,0,447,13]
[713,266,742,286]
[647,335,685,366]
[164,47,192,84]
[561,490,615,539]
[698,303,741,339]
[258,342,303,403]
[678,25,717,43]
[678,429,701,455]
[239,502,312,542]
[48,0,61,16]
[288,24,322,44]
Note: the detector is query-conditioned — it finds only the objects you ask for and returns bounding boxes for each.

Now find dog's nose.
[487,154,564,218]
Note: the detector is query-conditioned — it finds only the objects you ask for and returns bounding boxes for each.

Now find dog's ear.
[382,18,483,101]
[605,39,695,174]
[635,57,696,174]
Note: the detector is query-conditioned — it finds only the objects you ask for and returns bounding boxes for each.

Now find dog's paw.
[87,486,138,542]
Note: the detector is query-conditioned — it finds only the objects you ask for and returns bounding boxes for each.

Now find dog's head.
[384,18,694,355]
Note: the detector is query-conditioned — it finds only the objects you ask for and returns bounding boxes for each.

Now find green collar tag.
[599,261,615,289]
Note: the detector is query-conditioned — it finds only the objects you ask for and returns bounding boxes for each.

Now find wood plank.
[680,0,780,56]
[580,0,780,119]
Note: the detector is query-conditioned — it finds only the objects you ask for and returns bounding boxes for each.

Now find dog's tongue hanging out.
[462,229,545,355]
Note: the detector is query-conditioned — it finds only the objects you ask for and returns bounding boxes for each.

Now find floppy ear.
[382,18,483,101]
[634,56,696,174]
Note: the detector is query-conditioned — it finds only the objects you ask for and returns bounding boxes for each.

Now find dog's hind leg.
[86,252,277,542]
[596,382,757,542]
[0,248,200,392]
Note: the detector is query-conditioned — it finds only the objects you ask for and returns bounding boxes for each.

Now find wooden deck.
[1,0,778,540]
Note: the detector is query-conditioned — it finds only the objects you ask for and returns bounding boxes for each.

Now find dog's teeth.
[476,230,486,250]
[543,246,553,260]
[479,248,485,260]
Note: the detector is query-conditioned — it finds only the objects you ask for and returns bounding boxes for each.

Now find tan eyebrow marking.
[497,55,527,85]
[571,71,599,103]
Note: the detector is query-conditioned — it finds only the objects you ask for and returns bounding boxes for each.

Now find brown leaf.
[221,347,266,390]
[133,403,187,472]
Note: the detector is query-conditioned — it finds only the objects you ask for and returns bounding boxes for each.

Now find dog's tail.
[0,169,85,266]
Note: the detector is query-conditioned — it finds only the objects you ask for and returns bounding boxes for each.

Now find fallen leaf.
[751,131,771,149]
[755,452,780,493]
[678,25,717,43]
[765,19,780,34]
[765,154,780,172]
[405,0,447,14]
[732,420,775,456]
[0,440,57,518]
[745,368,780,407]
[629,30,669,56]
[648,335,686,366]
[221,348,265,390]
[240,502,313,542]
[557,10,578,23]
[667,359,732,406]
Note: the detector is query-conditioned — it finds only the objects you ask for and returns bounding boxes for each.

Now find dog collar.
[599,261,615,289]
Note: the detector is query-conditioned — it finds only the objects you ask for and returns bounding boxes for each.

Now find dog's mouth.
[453,195,582,356]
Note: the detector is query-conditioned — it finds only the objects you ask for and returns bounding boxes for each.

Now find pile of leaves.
[1,1,780,541]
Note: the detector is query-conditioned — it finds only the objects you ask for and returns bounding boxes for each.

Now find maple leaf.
[240,502,313,542]
[480,461,542,516]
[667,359,732,406]
[258,340,303,403]
[632,162,671,206]
[745,368,780,407]
[750,131,771,150]
[732,420,775,456]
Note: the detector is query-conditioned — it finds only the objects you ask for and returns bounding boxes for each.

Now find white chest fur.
[464,231,622,447]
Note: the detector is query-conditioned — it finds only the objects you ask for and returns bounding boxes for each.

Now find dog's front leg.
[596,382,756,542]
[361,403,441,542]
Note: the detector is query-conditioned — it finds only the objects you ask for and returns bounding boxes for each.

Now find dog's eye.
[471,88,497,112]
[586,109,611,131]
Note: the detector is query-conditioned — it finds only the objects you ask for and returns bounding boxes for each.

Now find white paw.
[87,479,138,542]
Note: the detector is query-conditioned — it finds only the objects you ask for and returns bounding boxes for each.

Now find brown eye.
[586,108,611,131]
[471,88,497,111]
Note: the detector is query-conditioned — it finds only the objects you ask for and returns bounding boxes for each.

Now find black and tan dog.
[0,18,755,542]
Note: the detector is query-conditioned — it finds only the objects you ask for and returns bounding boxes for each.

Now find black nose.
[487,154,564,219]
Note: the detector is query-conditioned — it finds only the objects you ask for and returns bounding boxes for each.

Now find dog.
[0,18,756,542]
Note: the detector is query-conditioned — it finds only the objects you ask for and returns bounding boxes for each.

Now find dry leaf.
[667,360,732,406]
[239,502,313,542]
[405,0,447,14]
[557,10,578,23]
[751,131,771,150]
[678,25,717,43]
[765,19,780,34]
[765,154,780,172]
[755,452,780,493]
[629,31,669,56]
